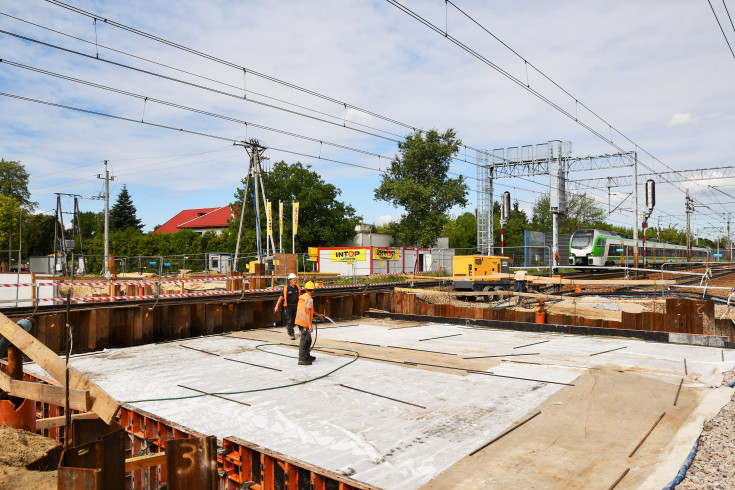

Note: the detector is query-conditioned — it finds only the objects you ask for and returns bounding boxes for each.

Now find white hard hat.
[288,273,297,280]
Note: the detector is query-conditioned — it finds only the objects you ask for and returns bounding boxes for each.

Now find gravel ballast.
[676,369,735,489]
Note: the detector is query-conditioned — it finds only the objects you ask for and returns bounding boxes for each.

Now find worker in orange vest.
[294,281,325,365]
[274,273,301,340]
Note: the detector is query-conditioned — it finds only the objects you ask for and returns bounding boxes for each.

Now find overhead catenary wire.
[19,4,482,162]
[0,10,689,215]
[384,0,698,198]
[707,0,735,60]
[38,1,480,157]
[0,90,396,178]
[5,3,727,236]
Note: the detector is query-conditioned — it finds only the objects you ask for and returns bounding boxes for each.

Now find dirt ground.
[57,276,228,297]
[0,425,58,489]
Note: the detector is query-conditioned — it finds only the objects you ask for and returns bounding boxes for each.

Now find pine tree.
[109,185,143,232]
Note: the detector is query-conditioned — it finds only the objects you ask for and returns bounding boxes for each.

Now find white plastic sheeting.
[24,322,735,489]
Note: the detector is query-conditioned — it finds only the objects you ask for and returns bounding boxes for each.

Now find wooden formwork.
[7,294,373,357]
[378,291,735,341]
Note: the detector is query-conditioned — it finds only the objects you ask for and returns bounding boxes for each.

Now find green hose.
[124,318,359,404]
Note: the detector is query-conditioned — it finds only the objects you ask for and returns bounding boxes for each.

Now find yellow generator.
[452,255,510,301]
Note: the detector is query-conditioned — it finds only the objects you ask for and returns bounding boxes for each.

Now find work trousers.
[298,326,312,361]
[283,306,297,336]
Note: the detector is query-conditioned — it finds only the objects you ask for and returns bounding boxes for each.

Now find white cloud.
[375,214,401,225]
[666,113,698,127]
[1,0,734,238]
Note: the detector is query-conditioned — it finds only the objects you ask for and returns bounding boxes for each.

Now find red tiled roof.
[153,206,233,234]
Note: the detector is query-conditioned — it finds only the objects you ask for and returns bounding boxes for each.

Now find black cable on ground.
[123,321,360,404]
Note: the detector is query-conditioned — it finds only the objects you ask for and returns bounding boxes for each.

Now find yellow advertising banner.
[372,248,399,261]
[330,249,367,262]
[267,201,273,236]
[293,201,299,235]
[279,201,283,237]
[308,247,319,261]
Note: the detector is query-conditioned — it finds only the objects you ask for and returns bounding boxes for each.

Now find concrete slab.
[24,319,735,489]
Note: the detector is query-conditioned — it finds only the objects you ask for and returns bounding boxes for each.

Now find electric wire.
[387,0,735,231]
[0,11,409,141]
[34,2,488,162]
[707,0,735,60]
[723,0,735,35]
[384,0,698,196]
[6,4,727,236]
[39,1,422,136]
[0,31,483,171]
[0,58,401,161]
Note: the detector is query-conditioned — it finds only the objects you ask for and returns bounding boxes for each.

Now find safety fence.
[0,270,445,308]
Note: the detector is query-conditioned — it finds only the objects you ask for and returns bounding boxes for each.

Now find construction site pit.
[22,315,735,489]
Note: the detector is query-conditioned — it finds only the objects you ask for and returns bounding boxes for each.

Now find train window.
[571,234,593,248]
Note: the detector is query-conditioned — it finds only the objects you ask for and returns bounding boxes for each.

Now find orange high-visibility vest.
[282,284,302,307]
[294,292,313,328]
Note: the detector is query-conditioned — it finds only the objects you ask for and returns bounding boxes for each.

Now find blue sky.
[1,0,734,239]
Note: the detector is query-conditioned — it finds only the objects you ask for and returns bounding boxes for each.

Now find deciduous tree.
[0,159,36,210]
[231,161,359,252]
[443,212,476,253]
[531,193,606,234]
[374,129,468,247]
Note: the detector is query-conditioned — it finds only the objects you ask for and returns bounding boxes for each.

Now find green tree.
[0,194,21,247]
[374,222,398,237]
[21,213,56,257]
[443,212,476,253]
[0,159,36,210]
[78,211,103,241]
[374,129,468,247]
[110,185,143,232]
[498,200,528,248]
[531,193,606,234]
[231,161,359,252]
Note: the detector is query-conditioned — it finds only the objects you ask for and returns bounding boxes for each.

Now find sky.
[1,0,734,240]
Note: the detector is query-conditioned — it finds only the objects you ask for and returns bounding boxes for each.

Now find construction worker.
[294,281,325,365]
[274,273,301,340]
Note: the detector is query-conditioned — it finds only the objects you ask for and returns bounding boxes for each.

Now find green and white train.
[568,229,710,267]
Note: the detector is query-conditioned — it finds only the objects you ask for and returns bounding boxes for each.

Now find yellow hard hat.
[304,281,316,290]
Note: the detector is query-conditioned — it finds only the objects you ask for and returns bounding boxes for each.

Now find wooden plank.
[443,272,676,286]
[394,288,671,305]
[36,412,98,430]
[125,452,166,472]
[0,370,90,411]
[0,313,119,424]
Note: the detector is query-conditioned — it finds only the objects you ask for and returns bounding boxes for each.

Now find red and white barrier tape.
[3,271,439,289]
[36,281,403,303]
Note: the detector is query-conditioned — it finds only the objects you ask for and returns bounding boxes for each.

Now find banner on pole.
[293,202,299,235]
[267,201,273,236]
[279,201,283,237]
